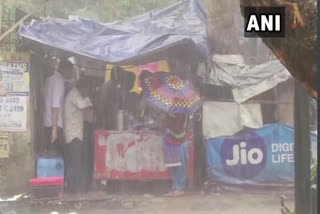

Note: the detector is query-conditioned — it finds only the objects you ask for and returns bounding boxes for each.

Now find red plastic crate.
[29,177,64,199]
[30,177,64,186]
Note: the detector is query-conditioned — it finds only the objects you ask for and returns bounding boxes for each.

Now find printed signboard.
[0,62,29,96]
[0,61,29,131]
[0,96,27,131]
[0,133,9,158]
[206,124,317,185]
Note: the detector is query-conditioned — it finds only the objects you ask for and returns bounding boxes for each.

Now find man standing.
[64,77,93,193]
[43,59,73,154]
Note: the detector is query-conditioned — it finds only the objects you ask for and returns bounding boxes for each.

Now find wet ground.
[0,186,294,214]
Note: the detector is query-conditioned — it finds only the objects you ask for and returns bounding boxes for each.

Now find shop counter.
[94,130,194,181]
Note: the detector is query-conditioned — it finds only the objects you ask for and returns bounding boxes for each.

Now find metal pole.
[294,81,311,214]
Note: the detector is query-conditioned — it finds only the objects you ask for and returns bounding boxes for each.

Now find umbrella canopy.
[141,72,202,114]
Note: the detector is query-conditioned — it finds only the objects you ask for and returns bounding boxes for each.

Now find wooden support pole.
[111,0,116,21]
[294,81,311,214]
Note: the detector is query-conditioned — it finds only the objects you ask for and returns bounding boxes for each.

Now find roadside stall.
[94,62,197,183]
[18,0,209,195]
[197,1,318,187]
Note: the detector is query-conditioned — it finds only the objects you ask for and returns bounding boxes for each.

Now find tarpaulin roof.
[18,0,209,64]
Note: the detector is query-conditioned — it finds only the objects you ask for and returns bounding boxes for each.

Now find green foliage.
[13,0,181,22]
[281,196,295,214]
[286,210,295,214]
[1,3,17,52]
[281,158,317,214]
[14,0,46,17]
[281,202,295,214]
[114,0,179,20]
[311,158,317,190]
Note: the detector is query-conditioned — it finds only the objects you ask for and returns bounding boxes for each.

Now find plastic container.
[36,155,64,178]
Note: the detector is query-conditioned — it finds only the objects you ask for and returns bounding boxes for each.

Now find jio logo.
[221,131,267,179]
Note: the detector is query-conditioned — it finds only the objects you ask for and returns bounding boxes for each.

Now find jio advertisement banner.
[206,124,317,185]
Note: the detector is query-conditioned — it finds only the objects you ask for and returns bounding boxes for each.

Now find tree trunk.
[0,0,3,34]
[240,0,317,99]
[205,0,241,54]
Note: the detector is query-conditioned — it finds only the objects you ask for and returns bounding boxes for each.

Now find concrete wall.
[277,80,294,127]
[0,112,34,194]
[0,53,34,195]
[276,79,317,131]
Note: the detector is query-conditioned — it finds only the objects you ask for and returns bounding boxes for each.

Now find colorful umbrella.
[141,72,202,114]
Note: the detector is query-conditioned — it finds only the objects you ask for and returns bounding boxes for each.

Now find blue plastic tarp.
[206,124,317,186]
[18,0,209,64]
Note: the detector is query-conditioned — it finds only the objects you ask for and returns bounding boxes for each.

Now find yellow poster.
[105,60,170,94]
[0,132,9,158]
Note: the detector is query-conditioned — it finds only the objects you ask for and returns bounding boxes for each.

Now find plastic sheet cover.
[18,0,209,64]
[201,54,292,104]
[202,101,263,139]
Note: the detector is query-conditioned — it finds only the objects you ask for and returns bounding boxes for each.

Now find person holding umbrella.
[161,112,190,196]
[141,72,201,197]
